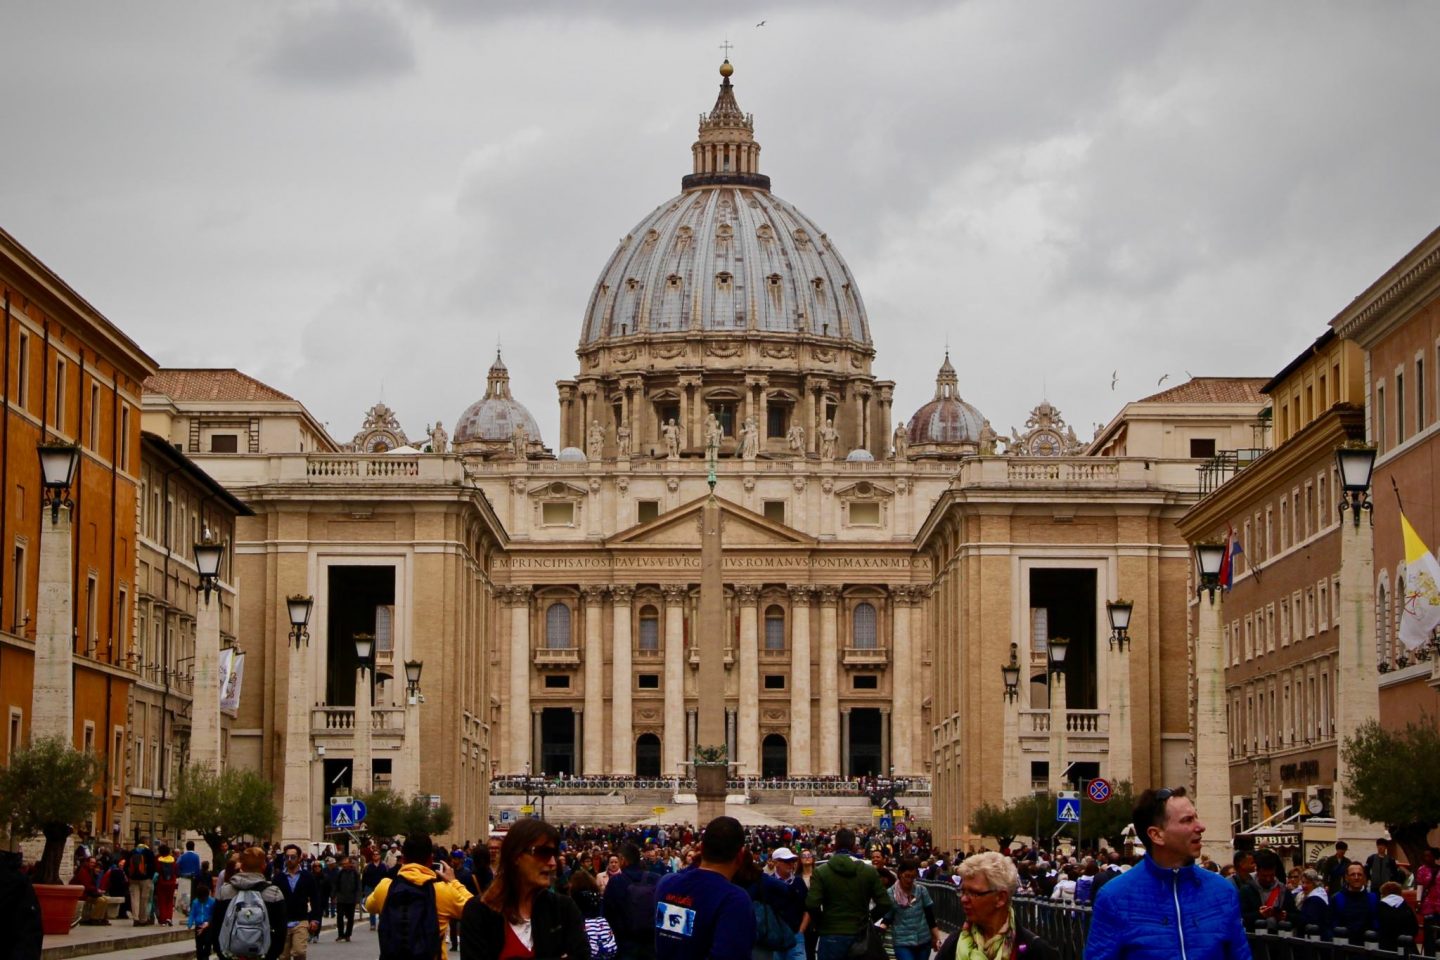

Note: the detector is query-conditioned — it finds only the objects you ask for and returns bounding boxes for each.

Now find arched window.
[764,605,785,651]
[639,605,660,651]
[545,603,571,649]
[1376,573,1390,666]
[852,602,877,649]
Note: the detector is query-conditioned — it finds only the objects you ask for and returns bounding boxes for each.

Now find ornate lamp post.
[1194,542,1226,603]
[1001,642,1021,798]
[190,533,226,773]
[32,442,81,741]
[281,593,314,847]
[1047,635,1069,792]
[1335,444,1377,527]
[401,659,423,794]
[352,633,374,798]
[1106,600,1134,651]
[1191,541,1231,857]
[1106,597,1136,785]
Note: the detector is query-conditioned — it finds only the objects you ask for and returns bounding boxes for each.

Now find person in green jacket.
[804,829,893,960]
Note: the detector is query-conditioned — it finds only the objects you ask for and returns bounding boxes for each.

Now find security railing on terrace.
[489,775,931,796]
[921,888,1438,960]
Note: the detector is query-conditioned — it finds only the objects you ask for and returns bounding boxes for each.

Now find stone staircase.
[490,788,931,828]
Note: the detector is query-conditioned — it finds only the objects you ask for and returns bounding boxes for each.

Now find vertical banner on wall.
[221,652,245,711]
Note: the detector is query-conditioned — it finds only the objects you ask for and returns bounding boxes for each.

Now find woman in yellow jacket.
[364,834,472,959]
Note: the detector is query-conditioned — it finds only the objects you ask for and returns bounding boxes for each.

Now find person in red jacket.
[72,856,110,925]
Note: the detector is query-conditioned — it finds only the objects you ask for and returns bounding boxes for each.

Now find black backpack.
[623,875,658,941]
[378,876,441,960]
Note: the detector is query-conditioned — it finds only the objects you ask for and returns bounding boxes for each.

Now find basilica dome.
[906,353,987,454]
[454,352,543,457]
[578,62,870,348]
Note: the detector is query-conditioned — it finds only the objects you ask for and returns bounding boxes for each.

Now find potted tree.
[0,735,104,935]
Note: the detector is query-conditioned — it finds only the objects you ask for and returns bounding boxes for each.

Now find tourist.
[367,833,470,960]
[1,850,44,959]
[211,846,288,960]
[1366,838,1399,894]
[188,881,215,960]
[273,845,324,960]
[598,854,622,893]
[1332,862,1379,945]
[1417,847,1440,927]
[569,868,618,959]
[1298,868,1331,939]
[156,843,179,926]
[602,843,657,960]
[459,819,587,960]
[331,856,361,943]
[362,850,386,931]
[1239,848,1295,930]
[128,835,158,925]
[804,828,893,960]
[1377,880,1419,950]
[936,852,1058,960]
[654,815,756,960]
[883,857,943,960]
[1083,787,1249,959]
[1318,841,1351,894]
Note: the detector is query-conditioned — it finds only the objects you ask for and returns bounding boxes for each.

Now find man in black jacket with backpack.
[602,844,656,960]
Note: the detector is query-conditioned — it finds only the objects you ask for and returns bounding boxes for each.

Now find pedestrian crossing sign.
[1056,797,1081,823]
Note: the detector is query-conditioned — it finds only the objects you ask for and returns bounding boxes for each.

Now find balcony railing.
[533,646,581,668]
[759,647,789,660]
[1019,709,1111,735]
[312,706,407,736]
[842,645,888,667]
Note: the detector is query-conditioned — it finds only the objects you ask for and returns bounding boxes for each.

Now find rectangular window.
[1319,373,1328,409]
[116,587,128,659]
[763,674,785,689]
[85,575,98,654]
[119,405,130,470]
[8,708,22,757]
[1230,620,1240,665]
[763,500,786,524]
[848,502,881,525]
[541,502,575,525]
[853,675,879,690]
[1306,384,1314,420]
[1280,599,1290,648]
[1317,580,1329,632]
[1279,498,1288,549]
[209,434,238,453]
[1241,521,1251,574]
[82,721,95,754]
[1303,484,1313,540]
[1318,472,1328,530]
[1306,588,1317,637]
[543,675,570,689]
[1265,507,1274,558]
[1419,357,1427,429]
[11,542,26,631]
[1397,371,1406,442]
[636,500,660,524]
[1189,438,1216,458]
[111,727,124,795]
[1266,604,1276,653]
[88,383,100,449]
[1377,384,1386,449]
[712,403,735,436]
[767,404,787,439]
[14,331,29,412]
[54,358,66,434]
[1243,615,1254,660]
[637,674,660,689]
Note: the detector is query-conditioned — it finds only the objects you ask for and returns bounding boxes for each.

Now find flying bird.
[1157,373,1170,386]
[1110,370,1118,391]
[756,19,767,27]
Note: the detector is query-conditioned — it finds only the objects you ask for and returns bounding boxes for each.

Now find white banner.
[221,652,245,711]
[218,648,234,707]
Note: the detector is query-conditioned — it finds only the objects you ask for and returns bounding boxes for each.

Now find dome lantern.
[453,350,547,459]
[682,60,770,192]
[904,351,988,458]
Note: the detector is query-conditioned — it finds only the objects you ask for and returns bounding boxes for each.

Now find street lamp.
[354,633,374,664]
[353,633,375,797]
[194,536,224,604]
[37,442,79,524]
[1047,634,1069,675]
[1106,599,1134,651]
[287,594,314,648]
[1001,642,1021,702]
[1194,542,1226,603]
[404,659,423,699]
[1335,444,1378,528]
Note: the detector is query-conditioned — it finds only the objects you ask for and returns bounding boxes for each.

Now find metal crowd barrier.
[920,886,1437,960]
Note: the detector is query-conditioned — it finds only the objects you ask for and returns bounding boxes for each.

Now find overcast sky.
[4,1,1439,448]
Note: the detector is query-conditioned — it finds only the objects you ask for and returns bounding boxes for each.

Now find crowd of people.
[487,774,927,797]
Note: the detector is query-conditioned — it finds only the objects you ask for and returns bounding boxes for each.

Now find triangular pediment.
[609,496,815,547]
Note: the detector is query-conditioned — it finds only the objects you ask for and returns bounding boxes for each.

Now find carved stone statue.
[429,421,448,454]
[819,419,840,461]
[587,420,604,459]
[662,418,682,460]
[616,422,631,456]
[786,422,805,454]
[739,415,759,460]
[704,413,723,460]
[979,419,999,456]
[892,422,909,460]
[510,423,527,460]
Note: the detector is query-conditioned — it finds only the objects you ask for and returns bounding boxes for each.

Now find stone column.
[788,586,813,776]
[736,585,760,774]
[880,707,891,775]
[805,384,818,454]
[689,378,705,451]
[32,504,74,742]
[1107,630,1133,788]
[818,587,841,775]
[853,388,865,453]
[280,629,313,847]
[662,585,687,775]
[559,385,574,450]
[1048,668,1067,794]
[190,591,222,774]
[353,664,372,796]
[532,709,543,773]
[399,684,421,795]
[582,586,606,774]
[509,587,533,773]
[1194,592,1232,859]
[1003,669,1021,800]
[687,709,697,759]
[889,586,913,774]
[840,707,851,777]
[726,708,737,763]
[572,710,582,772]
[1335,516,1384,848]
[611,586,635,774]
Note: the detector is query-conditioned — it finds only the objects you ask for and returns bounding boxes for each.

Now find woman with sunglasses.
[460,819,588,960]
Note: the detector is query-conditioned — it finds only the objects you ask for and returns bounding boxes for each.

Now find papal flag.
[1400,513,1440,650]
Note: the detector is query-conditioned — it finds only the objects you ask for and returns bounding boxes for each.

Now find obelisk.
[694,454,728,824]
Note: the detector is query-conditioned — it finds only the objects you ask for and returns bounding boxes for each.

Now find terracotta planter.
[33,883,84,936]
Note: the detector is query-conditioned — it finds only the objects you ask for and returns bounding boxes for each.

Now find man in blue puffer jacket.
[1085,786,1251,959]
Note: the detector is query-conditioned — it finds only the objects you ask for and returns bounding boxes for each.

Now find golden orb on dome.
[719,59,733,77]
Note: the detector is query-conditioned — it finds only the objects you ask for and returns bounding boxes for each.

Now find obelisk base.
[695,764,728,826]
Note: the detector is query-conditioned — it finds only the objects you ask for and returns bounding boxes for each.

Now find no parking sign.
[1087,778,1112,804]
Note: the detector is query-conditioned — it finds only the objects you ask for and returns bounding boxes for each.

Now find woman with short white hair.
[936,852,1058,960]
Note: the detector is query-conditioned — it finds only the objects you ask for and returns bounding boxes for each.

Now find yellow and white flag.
[1400,513,1440,649]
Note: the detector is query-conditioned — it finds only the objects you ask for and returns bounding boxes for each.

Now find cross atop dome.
[682,60,771,192]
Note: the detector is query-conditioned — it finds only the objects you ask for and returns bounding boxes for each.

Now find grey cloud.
[256,2,416,86]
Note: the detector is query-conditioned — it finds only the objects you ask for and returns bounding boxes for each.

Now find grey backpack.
[218,884,272,960]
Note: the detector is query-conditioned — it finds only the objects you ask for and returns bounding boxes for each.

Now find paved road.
[116,913,427,960]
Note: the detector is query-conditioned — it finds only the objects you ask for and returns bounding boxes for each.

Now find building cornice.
[1331,225,1440,344]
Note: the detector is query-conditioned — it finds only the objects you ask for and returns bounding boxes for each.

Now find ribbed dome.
[454,352,543,446]
[579,63,870,348]
[907,352,986,444]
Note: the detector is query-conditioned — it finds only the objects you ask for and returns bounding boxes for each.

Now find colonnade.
[496,581,926,777]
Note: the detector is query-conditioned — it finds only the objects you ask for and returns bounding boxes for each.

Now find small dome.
[454,351,543,446]
[557,447,587,462]
[845,448,874,462]
[907,351,986,445]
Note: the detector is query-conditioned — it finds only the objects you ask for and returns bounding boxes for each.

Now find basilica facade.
[145,62,1269,846]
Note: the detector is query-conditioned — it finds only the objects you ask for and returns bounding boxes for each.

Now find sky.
[3,1,1439,448]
